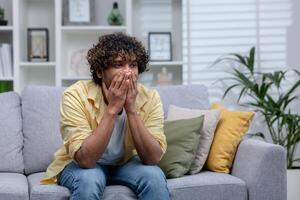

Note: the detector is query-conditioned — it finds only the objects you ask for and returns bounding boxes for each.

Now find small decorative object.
[27,28,49,62]
[107,2,124,26]
[63,0,95,25]
[156,67,173,85]
[0,6,7,26]
[148,32,172,61]
[70,49,90,76]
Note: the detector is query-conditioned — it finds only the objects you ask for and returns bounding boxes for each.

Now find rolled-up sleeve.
[144,90,167,159]
[60,90,91,159]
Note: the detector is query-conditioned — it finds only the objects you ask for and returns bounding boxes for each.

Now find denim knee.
[59,163,107,200]
[76,170,106,196]
[137,165,169,199]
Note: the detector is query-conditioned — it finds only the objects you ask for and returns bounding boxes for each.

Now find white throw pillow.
[167,105,221,174]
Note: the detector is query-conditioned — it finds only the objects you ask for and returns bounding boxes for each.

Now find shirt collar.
[87,81,102,109]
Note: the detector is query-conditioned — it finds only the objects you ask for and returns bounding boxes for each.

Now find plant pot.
[287,167,300,200]
[0,19,7,25]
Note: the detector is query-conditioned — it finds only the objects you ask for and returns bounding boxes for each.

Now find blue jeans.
[58,156,170,200]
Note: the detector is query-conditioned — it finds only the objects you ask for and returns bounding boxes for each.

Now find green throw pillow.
[159,115,204,178]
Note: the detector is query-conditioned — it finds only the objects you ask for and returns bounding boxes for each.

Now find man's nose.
[124,64,131,71]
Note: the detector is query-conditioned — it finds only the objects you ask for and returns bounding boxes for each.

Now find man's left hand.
[124,71,138,114]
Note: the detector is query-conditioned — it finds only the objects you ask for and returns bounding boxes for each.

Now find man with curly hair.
[41,32,169,200]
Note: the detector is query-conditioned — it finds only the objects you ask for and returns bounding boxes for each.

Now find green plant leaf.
[247,46,255,73]
[222,84,240,99]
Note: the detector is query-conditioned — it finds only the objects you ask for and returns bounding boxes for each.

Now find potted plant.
[0,6,7,26]
[212,47,300,199]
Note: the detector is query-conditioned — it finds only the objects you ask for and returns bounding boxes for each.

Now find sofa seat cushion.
[28,172,137,200]
[0,173,29,200]
[30,171,246,200]
[27,173,70,200]
[167,171,247,200]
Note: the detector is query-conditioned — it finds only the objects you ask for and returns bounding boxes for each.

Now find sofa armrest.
[231,138,287,200]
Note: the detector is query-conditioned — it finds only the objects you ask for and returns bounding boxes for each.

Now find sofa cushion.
[206,103,255,173]
[154,84,210,118]
[159,115,204,178]
[28,172,137,200]
[22,86,64,175]
[0,91,24,173]
[29,171,246,200]
[167,105,221,174]
[27,172,70,200]
[168,171,247,200]
[0,173,29,200]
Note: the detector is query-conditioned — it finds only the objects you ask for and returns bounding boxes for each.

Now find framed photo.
[27,28,49,62]
[148,32,172,61]
[63,0,95,25]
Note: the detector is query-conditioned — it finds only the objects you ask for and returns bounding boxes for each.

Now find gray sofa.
[0,84,286,200]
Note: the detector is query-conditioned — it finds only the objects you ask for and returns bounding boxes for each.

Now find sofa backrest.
[21,84,209,174]
[154,84,210,118]
[0,92,24,173]
[21,86,64,175]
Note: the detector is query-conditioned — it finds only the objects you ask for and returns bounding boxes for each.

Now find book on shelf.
[0,43,13,78]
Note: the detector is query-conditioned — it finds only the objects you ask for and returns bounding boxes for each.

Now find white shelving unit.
[0,0,183,93]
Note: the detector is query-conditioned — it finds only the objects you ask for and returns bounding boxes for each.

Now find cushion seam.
[169,182,246,190]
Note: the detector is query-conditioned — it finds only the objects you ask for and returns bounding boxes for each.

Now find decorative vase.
[107,2,124,26]
[287,167,300,200]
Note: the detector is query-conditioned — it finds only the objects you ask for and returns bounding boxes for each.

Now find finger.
[126,74,134,93]
[108,72,119,90]
[114,72,125,89]
[120,75,129,93]
[132,73,137,90]
[102,81,109,100]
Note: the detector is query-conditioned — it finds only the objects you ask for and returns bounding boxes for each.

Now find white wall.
[287,0,300,72]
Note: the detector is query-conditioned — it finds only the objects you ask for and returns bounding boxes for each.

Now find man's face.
[101,56,139,88]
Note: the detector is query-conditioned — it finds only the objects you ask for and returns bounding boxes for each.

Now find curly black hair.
[87,32,149,85]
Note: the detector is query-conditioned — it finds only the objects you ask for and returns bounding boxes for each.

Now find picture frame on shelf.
[148,32,172,61]
[63,0,95,25]
[27,28,49,62]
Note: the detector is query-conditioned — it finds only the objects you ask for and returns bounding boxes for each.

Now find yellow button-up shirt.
[41,80,166,184]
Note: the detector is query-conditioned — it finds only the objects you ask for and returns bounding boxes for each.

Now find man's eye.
[130,63,138,68]
[114,63,123,68]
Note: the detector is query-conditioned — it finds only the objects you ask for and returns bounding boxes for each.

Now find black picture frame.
[148,32,172,61]
[27,28,49,62]
[63,0,95,25]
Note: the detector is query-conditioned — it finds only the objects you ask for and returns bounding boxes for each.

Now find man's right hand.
[102,71,130,115]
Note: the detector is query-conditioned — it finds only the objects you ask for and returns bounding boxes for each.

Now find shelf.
[61,76,91,80]
[61,26,127,33]
[20,62,56,67]
[0,26,13,31]
[0,77,14,81]
[149,61,183,66]
[8,0,183,91]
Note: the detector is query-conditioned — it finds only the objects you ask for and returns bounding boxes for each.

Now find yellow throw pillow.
[205,103,255,173]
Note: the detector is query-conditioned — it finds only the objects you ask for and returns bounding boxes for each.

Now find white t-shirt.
[97,109,126,165]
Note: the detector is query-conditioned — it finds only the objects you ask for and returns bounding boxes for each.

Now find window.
[183,0,293,102]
